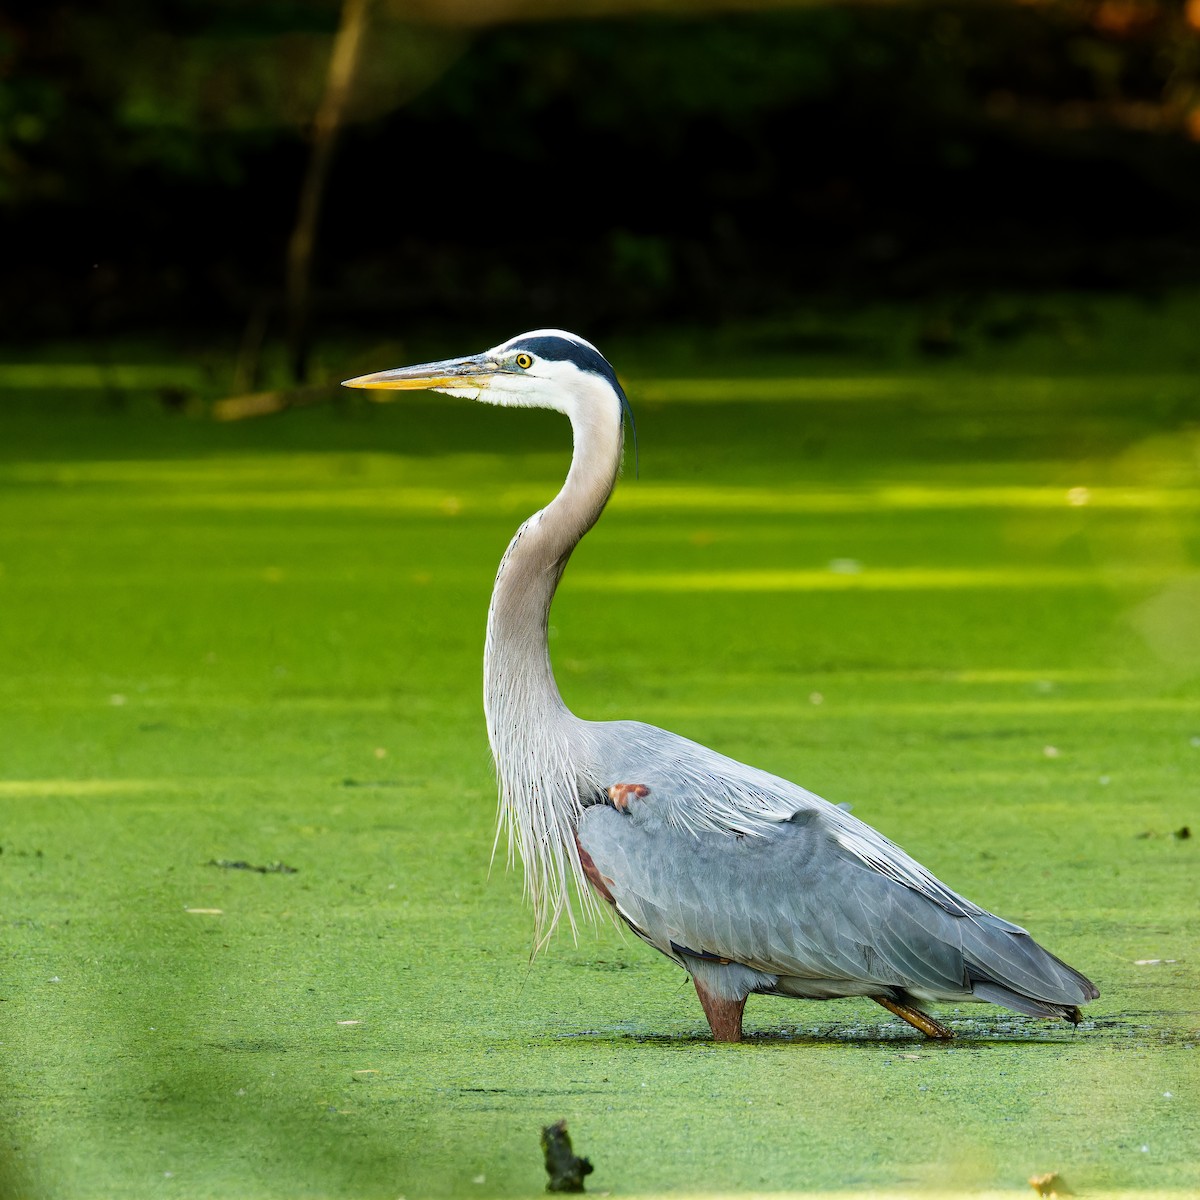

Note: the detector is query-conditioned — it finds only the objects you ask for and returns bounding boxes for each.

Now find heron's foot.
[693,978,746,1042]
[872,995,955,1039]
[607,782,650,811]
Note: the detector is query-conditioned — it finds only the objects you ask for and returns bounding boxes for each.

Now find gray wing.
[579,803,981,999]
[583,719,994,920]
[577,727,1098,1010]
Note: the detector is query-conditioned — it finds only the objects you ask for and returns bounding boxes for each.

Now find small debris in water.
[541,1119,593,1193]
[207,859,298,874]
[1135,826,1190,840]
[1028,1170,1071,1197]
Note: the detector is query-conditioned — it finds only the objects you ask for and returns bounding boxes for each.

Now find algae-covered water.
[0,309,1197,1197]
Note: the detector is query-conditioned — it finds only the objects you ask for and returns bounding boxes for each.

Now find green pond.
[0,306,1197,1198]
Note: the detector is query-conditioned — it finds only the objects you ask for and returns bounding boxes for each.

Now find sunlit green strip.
[649,697,1200,718]
[571,567,1184,592]
[632,373,1197,403]
[0,565,1185,591]
[3,458,1197,512]
[611,483,1200,513]
[0,364,202,388]
[1,454,406,485]
[6,478,1192,515]
[0,779,167,796]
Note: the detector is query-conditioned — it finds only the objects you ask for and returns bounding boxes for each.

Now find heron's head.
[343,329,630,425]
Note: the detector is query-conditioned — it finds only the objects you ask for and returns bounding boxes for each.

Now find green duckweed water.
[0,309,1197,1198]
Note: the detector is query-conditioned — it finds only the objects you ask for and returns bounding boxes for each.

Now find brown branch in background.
[286,0,372,384]
[211,384,337,421]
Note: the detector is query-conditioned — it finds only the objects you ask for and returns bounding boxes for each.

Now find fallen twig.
[207,859,298,875]
[541,1120,593,1193]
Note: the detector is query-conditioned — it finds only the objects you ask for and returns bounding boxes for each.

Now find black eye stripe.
[507,335,620,394]
[505,333,637,477]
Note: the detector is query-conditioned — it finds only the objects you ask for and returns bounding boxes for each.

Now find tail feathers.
[971,981,1084,1023]
[964,920,1099,1022]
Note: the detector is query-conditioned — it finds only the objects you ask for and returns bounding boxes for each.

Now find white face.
[464,330,613,413]
[342,329,620,421]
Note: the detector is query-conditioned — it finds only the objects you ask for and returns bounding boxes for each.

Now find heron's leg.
[872,995,955,1039]
[693,979,746,1042]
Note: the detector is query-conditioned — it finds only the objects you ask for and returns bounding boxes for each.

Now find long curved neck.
[484,402,622,739]
[483,393,623,943]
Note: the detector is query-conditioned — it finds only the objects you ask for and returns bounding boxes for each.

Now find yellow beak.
[342,351,498,393]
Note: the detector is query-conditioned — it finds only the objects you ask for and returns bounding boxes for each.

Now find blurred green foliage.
[2,1,1199,337]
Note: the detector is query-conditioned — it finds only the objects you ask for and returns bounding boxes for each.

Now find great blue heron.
[344,329,1099,1042]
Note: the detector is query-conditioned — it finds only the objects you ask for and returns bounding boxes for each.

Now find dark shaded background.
[4,0,1200,350]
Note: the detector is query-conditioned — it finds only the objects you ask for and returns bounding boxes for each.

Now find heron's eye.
[514,352,533,370]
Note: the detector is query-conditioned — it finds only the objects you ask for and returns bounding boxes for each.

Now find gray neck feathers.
[484,390,623,945]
